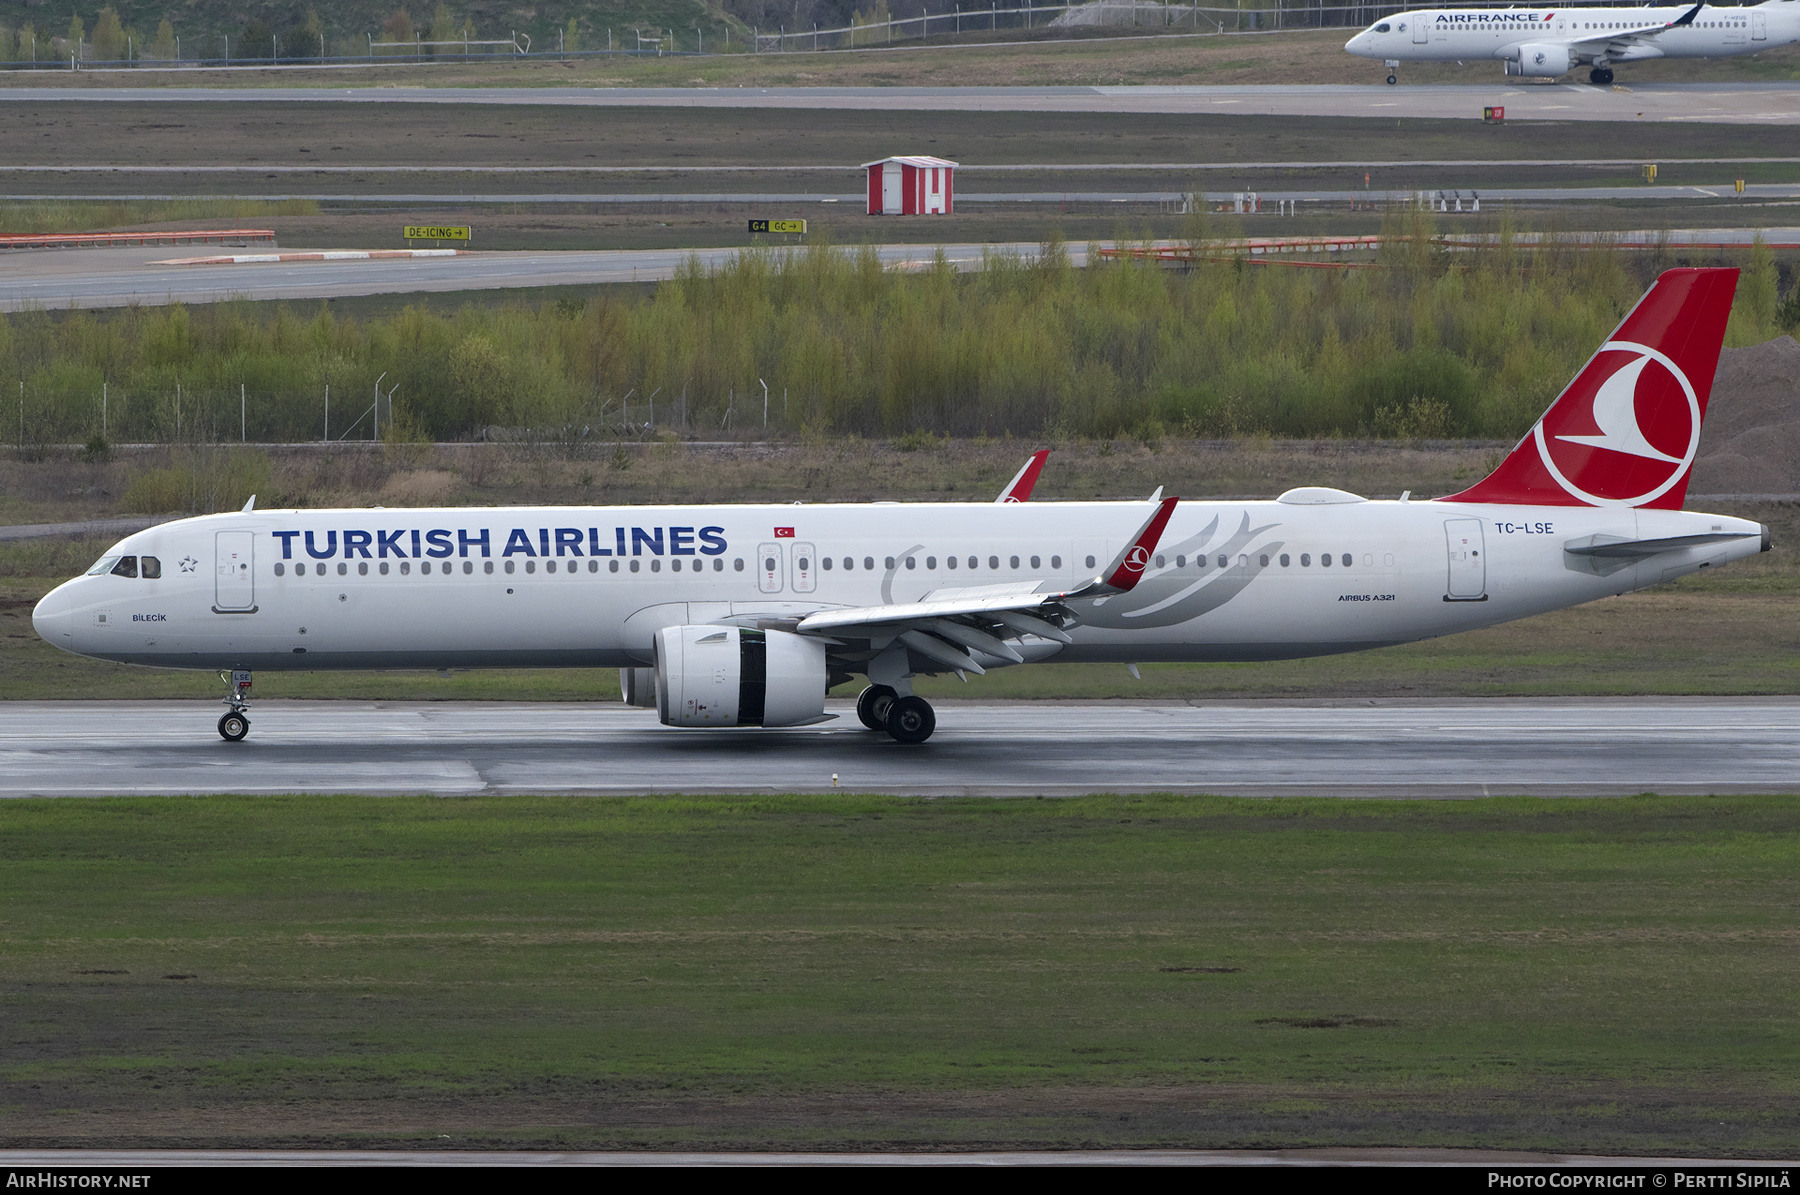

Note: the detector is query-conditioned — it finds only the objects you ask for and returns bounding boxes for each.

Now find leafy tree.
[90,7,126,61]
[66,12,84,58]
[148,18,176,58]
[382,8,414,43]
[564,16,580,51]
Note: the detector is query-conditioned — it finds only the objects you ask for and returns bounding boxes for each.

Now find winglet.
[241,495,256,513]
[995,450,1049,503]
[1062,495,1180,600]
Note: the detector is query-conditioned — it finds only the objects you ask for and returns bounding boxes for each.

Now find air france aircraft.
[1346,1,1800,84]
[33,268,1769,744]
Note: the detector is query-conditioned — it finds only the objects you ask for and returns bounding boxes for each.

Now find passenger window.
[630,560,641,573]
[968,556,977,569]
[715,558,725,572]
[763,554,777,572]
[1155,555,1165,569]
[1174,555,1184,568]
[822,557,833,570]
[1217,555,1227,568]
[988,556,998,570]
[296,562,307,576]
[1197,556,1206,569]
[906,557,916,570]
[111,556,138,578]
[485,561,495,574]
[1321,553,1332,568]
[610,559,621,573]
[525,561,536,574]
[1238,554,1248,567]
[546,560,557,574]
[275,562,286,576]
[1010,555,1020,569]
[588,559,598,573]
[1085,555,1096,569]
[141,556,161,579]
[734,558,745,571]
[1280,554,1290,567]
[464,561,474,575]
[651,559,661,573]
[400,561,411,575]
[358,562,369,576]
[1343,553,1353,567]
[1301,554,1311,566]
[337,562,348,576]
[945,556,955,569]
[1030,555,1041,569]
[864,557,874,571]
[503,561,513,574]
[926,557,937,569]
[1051,556,1061,569]
[1259,554,1269,567]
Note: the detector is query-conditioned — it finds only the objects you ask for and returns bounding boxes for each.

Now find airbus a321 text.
[1346,1,1799,85]
[33,268,1768,744]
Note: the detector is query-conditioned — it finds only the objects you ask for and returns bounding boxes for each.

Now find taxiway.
[3,698,1796,798]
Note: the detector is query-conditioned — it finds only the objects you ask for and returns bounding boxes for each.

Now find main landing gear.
[856,685,937,744]
[1589,66,1614,85]
[217,669,252,741]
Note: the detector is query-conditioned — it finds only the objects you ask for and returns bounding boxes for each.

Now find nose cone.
[1345,31,1370,55]
[32,582,76,652]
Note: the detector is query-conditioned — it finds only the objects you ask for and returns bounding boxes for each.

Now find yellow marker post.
[403,226,472,241]
[1642,164,1658,184]
[748,219,807,235]
[1735,178,1746,195]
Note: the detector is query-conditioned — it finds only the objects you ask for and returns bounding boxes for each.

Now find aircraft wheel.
[1386,73,1397,85]
[885,696,936,745]
[218,712,250,742]
[856,684,897,731]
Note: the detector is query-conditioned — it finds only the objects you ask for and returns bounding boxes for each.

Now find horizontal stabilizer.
[1563,531,1758,559]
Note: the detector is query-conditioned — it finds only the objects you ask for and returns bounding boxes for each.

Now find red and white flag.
[774,527,795,538]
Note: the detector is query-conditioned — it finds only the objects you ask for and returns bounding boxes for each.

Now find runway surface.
[7,228,1795,311]
[2,82,1798,122]
[4,698,1797,798]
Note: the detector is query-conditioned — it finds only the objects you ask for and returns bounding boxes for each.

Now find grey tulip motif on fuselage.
[1077,512,1283,630]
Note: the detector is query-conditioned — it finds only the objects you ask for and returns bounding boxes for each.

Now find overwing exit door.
[757,542,784,593]
[790,542,817,593]
[1443,518,1487,601]
[214,530,256,612]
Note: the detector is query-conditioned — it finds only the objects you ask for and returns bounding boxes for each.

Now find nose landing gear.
[1385,58,1399,85]
[218,669,252,741]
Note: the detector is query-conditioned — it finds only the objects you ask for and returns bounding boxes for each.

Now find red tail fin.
[1441,267,1737,509]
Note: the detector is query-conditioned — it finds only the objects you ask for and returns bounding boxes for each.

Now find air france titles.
[1438,10,1552,23]
[271,525,730,560]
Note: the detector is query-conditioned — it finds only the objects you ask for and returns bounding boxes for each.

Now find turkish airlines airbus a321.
[33,268,1768,744]
[1346,1,1799,85]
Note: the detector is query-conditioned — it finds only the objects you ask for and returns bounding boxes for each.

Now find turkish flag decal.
[774,527,795,538]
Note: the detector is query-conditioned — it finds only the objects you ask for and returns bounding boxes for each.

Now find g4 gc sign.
[749,219,807,234]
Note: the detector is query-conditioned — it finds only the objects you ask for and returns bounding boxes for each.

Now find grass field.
[6,28,1797,89]
[3,791,1797,1151]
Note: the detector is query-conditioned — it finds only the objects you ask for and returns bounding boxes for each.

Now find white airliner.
[33,268,1768,744]
[1346,1,1799,84]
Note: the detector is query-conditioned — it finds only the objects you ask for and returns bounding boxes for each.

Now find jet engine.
[1505,44,1572,76]
[653,625,828,728]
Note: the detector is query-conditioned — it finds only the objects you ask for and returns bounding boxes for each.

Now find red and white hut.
[862,156,957,216]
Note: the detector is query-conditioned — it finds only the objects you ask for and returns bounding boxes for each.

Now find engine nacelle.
[1505,43,1571,77]
[653,625,828,728]
[619,667,657,708]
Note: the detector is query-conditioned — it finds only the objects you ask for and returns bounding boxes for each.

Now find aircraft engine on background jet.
[1505,44,1573,76]
[653,625,829,728]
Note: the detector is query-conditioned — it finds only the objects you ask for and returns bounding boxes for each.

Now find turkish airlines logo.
[1533,340,1701,507]
[1122,545,1151,574]
[1001,495,1023,504]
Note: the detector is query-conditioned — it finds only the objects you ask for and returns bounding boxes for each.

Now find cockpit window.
[140,556,161,579]
[1375,22,1391,31]
[110,556,138,578]
[86,556,120,576]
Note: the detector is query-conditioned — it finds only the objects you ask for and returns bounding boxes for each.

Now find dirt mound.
[1691,336,1800,496]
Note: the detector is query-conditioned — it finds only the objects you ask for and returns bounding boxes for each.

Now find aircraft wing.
[793,496,1179,672]
[994,450,1049,502]
[1562,1,1699,48]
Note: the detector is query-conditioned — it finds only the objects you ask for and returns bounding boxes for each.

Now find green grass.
[3,792,1798,1151]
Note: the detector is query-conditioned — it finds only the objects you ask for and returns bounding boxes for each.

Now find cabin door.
[1412,16,1428,43]
[214,531,256,613]
[1443,518,1487,602]
[1752,11,1766,39]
